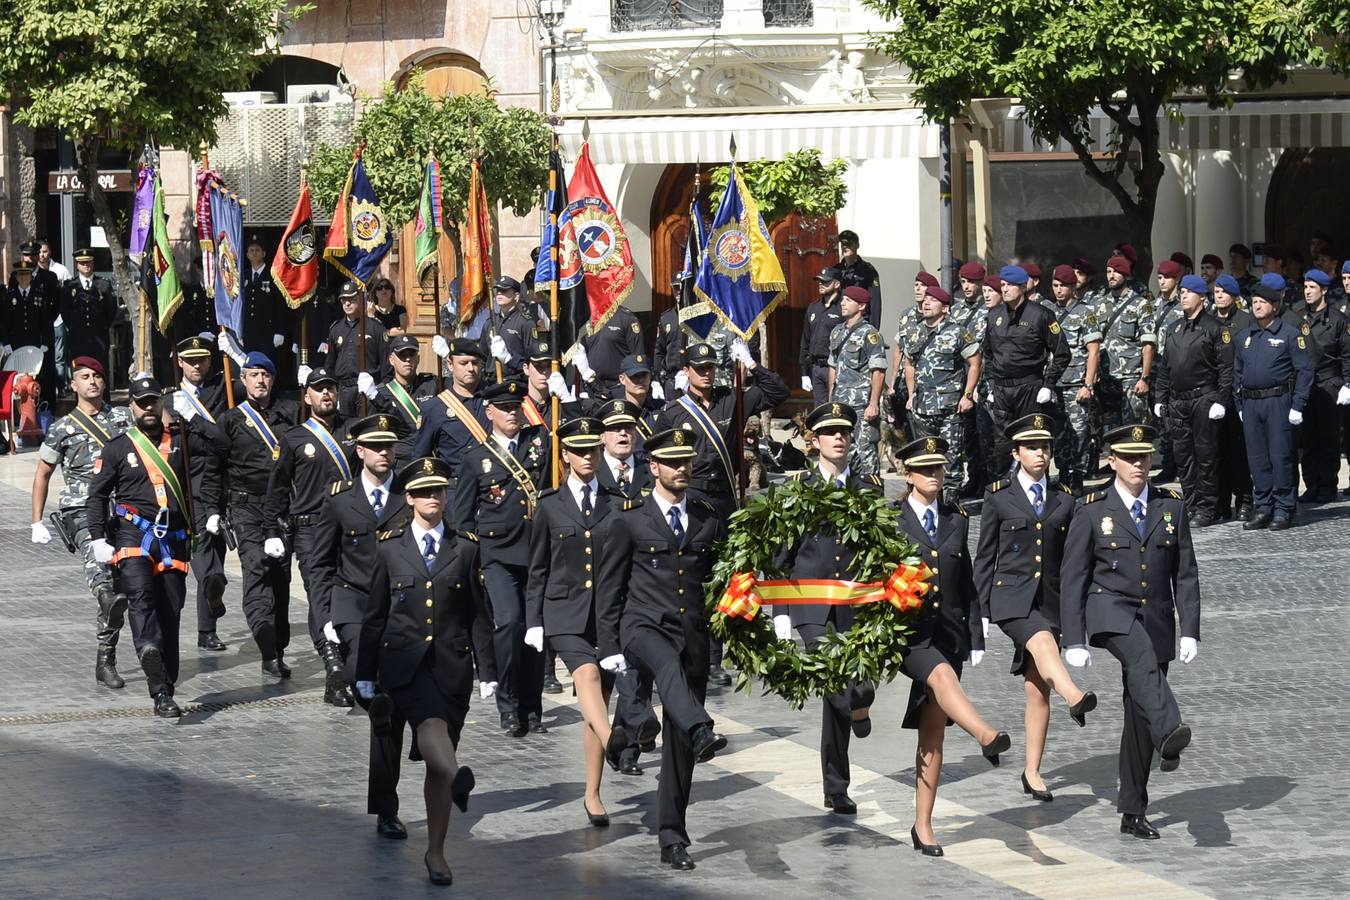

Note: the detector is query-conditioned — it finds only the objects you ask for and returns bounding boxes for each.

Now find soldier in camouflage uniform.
[828,286,888,476]
[1095,255,1157,431]
[30,357,132,688]
[1152,260,1188,480]
[1050,265,1103,493]
[902,284,981,503]
[887,272,938,440]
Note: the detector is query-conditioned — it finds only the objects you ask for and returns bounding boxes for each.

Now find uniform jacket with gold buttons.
[897,499,983,657]
[312,478,408,628]
[1060,484,1200,663]
[452,425,549,566]
[973,477,1074,625]
[361,520,478,692]
[60,275,117,360]
[525,482,626,637]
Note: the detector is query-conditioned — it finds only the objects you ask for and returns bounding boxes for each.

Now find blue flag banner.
[692,162,786,340]
[208,183,243,336]
[323,153,392,289]
[677,195,715,339]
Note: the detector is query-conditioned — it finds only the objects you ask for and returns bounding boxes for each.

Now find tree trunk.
[76,136,143,378]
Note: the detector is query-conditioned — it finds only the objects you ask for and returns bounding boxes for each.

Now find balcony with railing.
[610,0,816,31]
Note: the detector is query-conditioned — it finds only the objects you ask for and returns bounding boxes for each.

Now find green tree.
[0,0,307,370]
[863,0,1350,268]
[708,149,849,223]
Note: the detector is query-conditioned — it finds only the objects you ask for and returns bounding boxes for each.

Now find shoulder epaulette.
[331,480,354,496]
[377,524,407,541]
[689,497,717,515]
[1158,487,1184,500]
[952,501,969,518]
[1083,490,1107,504]
[863,474,883,488]
[622,498,642,511]
[537,487,559,499]
[462,531,479,542]
[988,479,1007,493]
[789,470,806,482]
[1054,482,1073,495]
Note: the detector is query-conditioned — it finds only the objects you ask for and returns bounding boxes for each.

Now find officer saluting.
[1061,424,1199,840]
[368,334,439,468]
[60,248,117,370]
[86,378,199,717]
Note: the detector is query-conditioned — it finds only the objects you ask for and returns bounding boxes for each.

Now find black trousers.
[482,560,543,719]
[1216,408,1252,515]
[468,561,497,684]
[625,625,712,848]
[986,381,1043,481]
[190,529,227,632]
[291,525,329,650]
[339,622,406,817]
[810,363,832,407]
[612,666,658,765]
[1102,618,1182,816]
[1167,394,1221,518]
[798,622,874,798]
[1300,383,1340,498]
[685,485,734,670]
[119,557,187,697]
[231,502,291,660]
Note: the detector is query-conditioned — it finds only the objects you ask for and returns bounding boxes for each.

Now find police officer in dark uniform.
[312,413,411,840]
[482,276,536,382]
[576,302,644,398]
[169,257,217,345]
[772,403,881,815]
[86,377,197,717]
[1233,283,1314,530]
[240,235,284,354]
[652,300,683,400]
[369,334,439,468]
[596,399,655,498]
[61,248,117,370]
[3,260,56,398]
[412,338,487,484]
[981,265,1071,470]
[1297,268,1350,504]
[600,428,728,871]
[1153,275,1235,526]
[264,367,356,707]
[211,351,301,677]
[838,230,882,330]
[1062,424,1199,841]
[799,266,847,404]
[453,380,550,737]
[592,354,662,442]
[322,281,390,417]
[1212,275,1254,520]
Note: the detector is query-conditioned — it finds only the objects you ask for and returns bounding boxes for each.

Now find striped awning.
[557,107,941,164]
[991,99,1350,154]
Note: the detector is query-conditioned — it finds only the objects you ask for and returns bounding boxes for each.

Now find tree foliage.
[863,0,1350,265]
[708,148,849,224]
[308,72,553,228]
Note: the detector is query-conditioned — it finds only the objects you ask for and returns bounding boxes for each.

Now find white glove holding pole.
[1178,636,1199,663]
[968,649,985,666]
[31,522,52,544]
[91,538,114,564]
[217,331,246,366]
[323,621,340,644]
[1035,386,1054,404]
[1065,647,1092,667]
[546,371,574,402]
[773,614,793,641]
[674,370,689,392]
[650,382,665,401]
[296,365,313,387]
[800,376,812,392]
[205,515,221,535]
[272,333,284,348]
[1338,385,1350,406]
[171,390,197,421]
[355,681,376,701]
[1208,403,1225,420]
[573,345,596,382]
[599,654,628,673]
[730,338,755,369]
[264,537,286,559]
[432,335,450,359]
[1288,409,1303,426]
[1153,402,1164,418]
[357,371,377,399]
[524,626,544,652]
[291,343,299,354]
[490,335,511,363]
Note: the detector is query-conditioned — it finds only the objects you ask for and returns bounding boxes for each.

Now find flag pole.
[548,132,562,488]
[200,142,235,409]
[359,285,369,416]
[299,164,309,368]
[432,260,444,393]
[728,137,746,507]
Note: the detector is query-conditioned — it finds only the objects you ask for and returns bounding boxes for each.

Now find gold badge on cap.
[1131,426,1144,442]
[636,354,645,363]
[424,459,436,474]
[925,437,938,453]
[1033,414,1045,429]
[378,415,389,430]
[832,403,843,416]
[674,431,686,445]
[580,420,591,433]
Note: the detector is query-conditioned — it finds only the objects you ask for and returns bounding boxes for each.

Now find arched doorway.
[1266,148,1350,264]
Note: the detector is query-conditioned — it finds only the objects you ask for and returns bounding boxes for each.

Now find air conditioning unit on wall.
[223,91,279,106]
[286,84,353,105]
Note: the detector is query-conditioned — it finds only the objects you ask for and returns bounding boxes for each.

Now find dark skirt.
[388,651,471,740]
[899,640,963,730]
[548,633,615,692]
[997,609,1059,677]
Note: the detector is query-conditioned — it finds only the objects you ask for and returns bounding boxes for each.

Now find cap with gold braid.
[804,402,857,431]
[402,456,452,491]
[349,413,399,445]
[645,428,697,460]
[1005,412,1055,443]
[1104,423,1157,455]
[176,336,212,359]
[897,435,949,468]
[558,417,604,450]
[600,399,641,428]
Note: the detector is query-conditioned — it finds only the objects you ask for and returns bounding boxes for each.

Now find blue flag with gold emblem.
[323,149,392,289]
[692,161,786,340]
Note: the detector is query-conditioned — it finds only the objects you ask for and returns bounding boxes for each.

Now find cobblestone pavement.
[1,450,1347,899]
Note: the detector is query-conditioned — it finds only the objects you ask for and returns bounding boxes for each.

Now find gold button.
[425,581,433,589]
[1035,523,1042,530]
[649,546,656,552]
[585,563,592,572]
[1140,563,1148,571]
[677,569,684,575]
[931,567,939,575]
[678,587,684,594]
[1034,555,1041,563]
[934,602,941,608]
[995,580,1002,586]
[1033,571,1041,578]
[424,635,433,642]
[584,531,591,538]
[1035,539,1042,546]
[585,579,592,588]
[425,600,433,607]
[426,618,432,624]
[1141,598,1147,605]
[930,550,938,558]
[835,555,842,562]
[1141,581,1147,589]
[585,547,592,555]
[523,514,529,520]
[1111,542,1118,549]
[678,607,685,613]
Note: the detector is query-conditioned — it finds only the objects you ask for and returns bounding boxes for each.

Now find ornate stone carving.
[829,50,876,104]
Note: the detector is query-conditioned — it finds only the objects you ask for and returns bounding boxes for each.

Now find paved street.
[1,447,1347,899]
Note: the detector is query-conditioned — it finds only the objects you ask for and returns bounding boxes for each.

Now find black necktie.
[667,507,685,547]
[581,484,593,516]
[371,488,384,518]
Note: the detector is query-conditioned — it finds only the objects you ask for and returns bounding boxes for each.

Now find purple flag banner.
[128,165,155,259]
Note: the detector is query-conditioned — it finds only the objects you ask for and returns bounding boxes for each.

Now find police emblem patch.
[1301,323,1311,335]
[1101,516,1115,535]
[304,443,316,457]
[674,431,686,445]
[351,199,387,251]
[1222,330,1231,344]
[995,317,1004,327]
[285,223,315,265]
[482,458,493,472]
[379,416,389,430]
[1244,335,1252,348]
[1298,336,1307,350]
[127,452,139,467]
[1049,321,1061,334]
[867,332,880,344]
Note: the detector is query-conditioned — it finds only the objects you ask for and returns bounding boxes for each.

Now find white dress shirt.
[1016,469,1049,509]
[652,491,688,534]
[818,463,851,486]
[1115,481,1150,520]
[410,520,446,558]
[361,471,395,514]
[604,451,635,485]
[907,494,939,534]
[567,475,601,511]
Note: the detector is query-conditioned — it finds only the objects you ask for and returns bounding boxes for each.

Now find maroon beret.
[1020,262,1042,279]
[71,356,105,378]
[984,276,1002,290]
[925,285,952,304]
[1115,243,1139,264]
[1170,251,1193,269]
[914,271,939,289]
[1157,259,1183,278]
[1106,255,1133,277]
[1201,253,1223,270]
[1072,257,1095,276]
[1052,264,1077,284]
[842,285,871,304]
[958,262,986,282]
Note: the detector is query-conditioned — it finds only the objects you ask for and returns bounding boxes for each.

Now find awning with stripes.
[557,107,941,164]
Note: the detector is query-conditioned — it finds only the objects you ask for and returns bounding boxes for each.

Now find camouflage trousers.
[1054,387,1101,490]
[847,410,882,477]
[67,507,124,650]
[910,409,966,498]
[1099,374,1154,431]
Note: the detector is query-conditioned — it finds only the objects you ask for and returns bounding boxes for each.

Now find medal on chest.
[1164,511,1175,534]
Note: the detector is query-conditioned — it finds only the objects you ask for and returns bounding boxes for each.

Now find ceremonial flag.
[457,159,492,330]
[271,180,318,307]
[693,160,786,339]
[414,158,443,281]
[128,165,154,260]
[207,180,244,337]
[557,143,633,347]
[145,174,182,335]
[323,147,392,289]
[677,194,715,338]
[537,147,590,359]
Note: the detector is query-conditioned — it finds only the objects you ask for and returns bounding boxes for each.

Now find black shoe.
[1316,491,1338,504]
[1297,489,1320,504]
[1069,691,1097,727]
[691,725,727,763]
[620,758,644,776]
[660,843,695,870]
[1159,724,1191,771]
[850,715,872,739]
[982,731,1011,767]
[423,852,453,886]
[824,793,857,815]
[261,659,288,679]
[500,712,520,733]
[1021,772,1053,802]
[604,725,629,772]
[96,649,126,689]
[1269,516,1293,531]
[451,766,475,813]
[1243,513,1272,530]
[542,673,563,694]
[197,631,227,651]
[708,666,732,687]
[910,826,944,857]
[637,717,661,753]
[1120,813,1160,840]
[1236,500,1254,520]
[527,712,548,734]
[140,645,166,693]
[325,682,356,708]
[584,799,610,828]
[153,692,182,718]
[375,815,407,839]
[1189,513,1216,528]
[274,655,292,678]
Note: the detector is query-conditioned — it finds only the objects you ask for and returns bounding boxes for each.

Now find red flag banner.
[557,143,634,334]
[459,159,492,330]
[272,181,318,307]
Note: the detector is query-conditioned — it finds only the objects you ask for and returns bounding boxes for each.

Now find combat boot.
[95,588,128,689]
[320,642,354,707]
[96,646,126,689]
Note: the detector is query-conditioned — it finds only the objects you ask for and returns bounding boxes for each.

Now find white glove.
[1178,636,1199,664]
[357,371,377,399]
[30,522,52,544]
[171,390,197,422]
[272,333,284,348]
[39,344,48,353]
[968,649,985,667]
[217,331,246,365]
[1,344,11,355]
[291,342,299,354]
[1238,410,1244,422]
[599,654,628,673]
[323,621,340,644]
[355,680,376,701]
[263,537,286,558]
[650,382,665,401]
[574,346,596,382]
[432,335,450,359]
[674,370,690,392]
[205,514,221,535]
[773,614,793,641]
[91,538,114,564]
[1208,402,1226,420]
[296,364,313,386]
[490,334,511,363]
[1289,409,1303,426]
[1035,387,1054,404]
[730,338,754,368]
[479,680,497,699]
[1065,647,1092,667]
[982,617,990,639]
[546,371,574,402]
[1153,402,1164,418]
[800,376,812,391]
[524,626,544,652]
[1338,386,1350,406]
[317,341,329,355]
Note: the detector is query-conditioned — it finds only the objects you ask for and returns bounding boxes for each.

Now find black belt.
[1240,384,1291,399]
[228,490,263,505]
[992,374,1041,387]
[1172,384,1218,400]
[810,356,829,365]
[688,476,732,496]
[290,513,321,527]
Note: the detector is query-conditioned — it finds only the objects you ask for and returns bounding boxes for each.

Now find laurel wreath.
[706,479,930,710]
